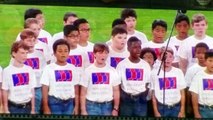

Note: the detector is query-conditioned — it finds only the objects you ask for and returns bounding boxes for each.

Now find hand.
[154,111,161,117]
[178,111,185,118]
[43,106,51,115]
[72,107,79,115]
[194,113,202,118]
[81,110,88,115]
[112,109,118,116]
[31,110,35,114]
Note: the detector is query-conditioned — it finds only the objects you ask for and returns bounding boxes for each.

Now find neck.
[127,29,135,35]
[70,45,77,50]
[199,62,206,67]
[13,60,24,68]
[195,34,205,40]
[56,61,67,66]
[79,41,88,47]
[176,34,188,40]
[111,45,125,53]
[162,66,172,72]
[94,62,106,68]
[128,57,140,63]
[205,69,213,75]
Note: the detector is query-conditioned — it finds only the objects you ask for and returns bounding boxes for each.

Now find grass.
[0,4,213,67]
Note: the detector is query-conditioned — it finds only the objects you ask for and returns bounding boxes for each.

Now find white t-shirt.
[2,64,36,104]
[166,36,185,63]
[189,70,213,106]
[107,46,129,68]
[150,67,186,105]
[79,64,120,102]
[178,35,213,69]
[185,63,205,87]
[78,41,95,67]
[116,58,151,95]
[0,66,2,83]
[40,63,79,100]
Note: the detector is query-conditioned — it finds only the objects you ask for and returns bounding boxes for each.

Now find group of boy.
[0,7,213,119]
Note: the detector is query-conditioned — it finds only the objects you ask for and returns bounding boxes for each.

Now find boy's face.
[79,23,90,42]
[29,23,41,37]
[65,31,79,48]
[192,20,207,37]
[36,14,45,29]
[152,26,166,43]
[112,33,127,50]
[12,48,28,64]
[195,47,207,65]
[94,50,108,65]
[124,16,136,32]
[205,57,213,73]
[161,51,174,68]
[142,52,155,67]
[175,21,190,37]
[23,36,37,48]
[64,16,78,25]
[54,44,69,63]
[128,41,141,59]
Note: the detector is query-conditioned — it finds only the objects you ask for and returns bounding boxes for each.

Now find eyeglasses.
[79,28,91,32]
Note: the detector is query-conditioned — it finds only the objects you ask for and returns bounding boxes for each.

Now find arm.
[191,92,201,118]
[152,91,161,117]
[178,89,185,118]
[179,57,188,75]
[42,85,51,114]
[80,86,88,115]
[2,90,9,113]
[73,85,79,115]
[112,85,120,116]
[30,88,35,114]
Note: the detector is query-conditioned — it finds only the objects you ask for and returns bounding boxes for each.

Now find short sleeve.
[40,66,50,86]
[79,69,90,88]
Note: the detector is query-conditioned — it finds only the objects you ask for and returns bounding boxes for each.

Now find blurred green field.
[0,4,213,67]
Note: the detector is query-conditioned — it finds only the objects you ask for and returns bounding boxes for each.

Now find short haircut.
[127,36,141,47]
[63,25,78,37]
[111,26,127,36]
[205,49,213,60]
[152,19,167,31]
[73,18,88,29]
[63,12,78,22]
[195,42,209,52]
[53,39,70,54]
[192,13,207,25]
[20,29,37,40]
[11,41,30,55]
[140,47,157,61]
[121,8,137,20]
[24,8,42,20]
[175,14,190,25]
[24,18,39,29]
[93,43,109,53]
[112,18,126,28]
[160,46,174,55]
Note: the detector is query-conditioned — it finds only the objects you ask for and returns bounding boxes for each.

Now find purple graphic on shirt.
[24,58,39,69]
[55,70,72,82]
[110,57,124,68]
[159,77,177,90]
[175,45,179,51]
[38,37,48,44]
[153,48,161,58]
[203,79,213,90]
[92,73,109,84]
[67,55,82,67]
[12,73,29,86]
[126,68,143,81]
[88,52,94,63]
[192,47,195,58]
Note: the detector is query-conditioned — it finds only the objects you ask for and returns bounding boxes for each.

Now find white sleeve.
[40,66,50,86]
[189,75,199,94]
[2,69,9,90]
[185,68,194,87]
[177,41,188,59]
[0,66,2,83]
[79,69,90,88]
[29,68,36,88]
[111,70,121,87]
[177,69,186,89]
[72,68,80,85]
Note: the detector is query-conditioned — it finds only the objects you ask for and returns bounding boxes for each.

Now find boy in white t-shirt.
[80,43,120,116]
[120,8,148,44]
[73,18,94,65]
[185,42,209,117]
[107,26,129,68]
[189,49,213,118]
[40,39,79,115]
[178,13,213,74]
[151,47,186,117]
[52,12,78,47]
[19,29,47,114]
[2,41,36,114]
[167,14,190,68]
[116,37,151,116]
